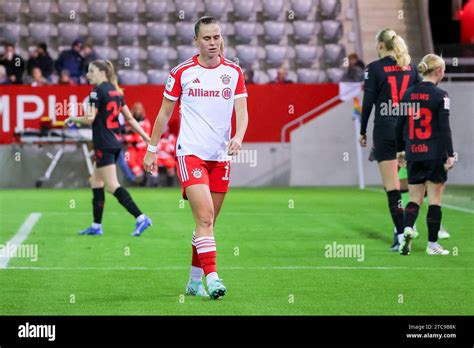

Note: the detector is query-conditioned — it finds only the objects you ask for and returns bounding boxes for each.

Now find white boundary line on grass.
[0,213,42,269]
[4,266,473,271]
[365,188,474,214]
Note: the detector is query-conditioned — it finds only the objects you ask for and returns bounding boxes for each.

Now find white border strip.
[0,213,42,269]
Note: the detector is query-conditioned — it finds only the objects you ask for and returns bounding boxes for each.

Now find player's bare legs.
[378,160,400,191]
[96,164,120,193]
[211,192,226,226]
[186,184,226,299]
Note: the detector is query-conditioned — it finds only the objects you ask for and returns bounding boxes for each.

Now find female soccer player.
[396,54,454,255]
[358,28,422,249]
[65,60,152,236]
[143,16,248,299]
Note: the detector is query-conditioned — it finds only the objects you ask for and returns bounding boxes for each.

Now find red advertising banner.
[0,84,339,144]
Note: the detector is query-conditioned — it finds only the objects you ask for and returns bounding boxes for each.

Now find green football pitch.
[0,187,472,315]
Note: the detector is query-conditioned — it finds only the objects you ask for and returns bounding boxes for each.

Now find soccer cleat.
[79,226,103,236]
[426,243,450,255]
[185,280,209,297]
[399,227,418,256]
[207,279,227,300]
[438,227,450,240]
[132,215,152,236]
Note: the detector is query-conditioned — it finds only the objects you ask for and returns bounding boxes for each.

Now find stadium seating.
[290,0,314,20]
[88,23,117,45]
[204,0,230,20]
[148,46,177,68]
[117,23,146,45]
[145,0,169,20]
[147,69,169,84]
[326,67,345,82]
[263,21,288,44]
[3,0,351,84]
[232,0,257,20]
[118,69,148,84]
[147,22,173,45]
[57,23,87,45]
[318,0,341,19]
[1,23,27,45]
[28,23,57,45]
[28,0,52,20]
[262,0,285,20]
[175,22,196,44]
[293,21,320,43]
[94,46,118,61]
[117,46,147,68]
[57,0,84,20]
[0,0,22,20]
[297,68,328,83]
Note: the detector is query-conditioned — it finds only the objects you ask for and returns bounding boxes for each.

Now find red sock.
[195,236,217,276]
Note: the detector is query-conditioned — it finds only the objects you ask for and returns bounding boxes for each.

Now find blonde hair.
[90,59,123,95]
[219,40,224,57]
[418,54,445,76]
[376,28,411,68]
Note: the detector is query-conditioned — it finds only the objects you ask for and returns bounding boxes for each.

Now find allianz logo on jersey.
[188,88,232,100]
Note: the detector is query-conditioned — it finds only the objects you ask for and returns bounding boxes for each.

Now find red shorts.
[176,155,231,200]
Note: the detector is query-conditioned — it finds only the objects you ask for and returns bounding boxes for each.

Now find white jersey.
[163,55,248,161]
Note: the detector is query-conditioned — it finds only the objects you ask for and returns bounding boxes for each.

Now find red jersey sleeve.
[163,70,182,101]
[235,67,248,100]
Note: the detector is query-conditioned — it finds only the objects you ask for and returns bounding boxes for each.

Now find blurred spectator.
[29,67,49,87]
[55,39,84,84]
[0,65,10,85]
[124,102,152,186]
[342,53,365,82]
[27,43,54,80]
[157,132,177,187]
[272,65,293,84]
[58,69,76,85]
[82,42,99,73]
[243,68,254,84]
[0,43,25,84]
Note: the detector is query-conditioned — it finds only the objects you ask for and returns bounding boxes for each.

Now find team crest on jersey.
[192,168,203,179]
[220,74,231,85]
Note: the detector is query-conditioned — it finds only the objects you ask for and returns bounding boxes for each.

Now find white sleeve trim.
[163,92,180,101]
[234,93,248,100]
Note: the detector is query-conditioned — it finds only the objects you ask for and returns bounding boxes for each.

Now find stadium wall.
[0,83,472,188]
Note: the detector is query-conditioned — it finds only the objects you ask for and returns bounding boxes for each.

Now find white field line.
[4,266,473,271]
[365,188,474,214]
[0,213,42,269]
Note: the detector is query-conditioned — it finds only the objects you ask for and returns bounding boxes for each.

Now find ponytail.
[391,35,410,68]
[417,54,445,76]
[376,28,411,68]
[219,40,225,57]
[104,60,123,95]
[90,59,123,95]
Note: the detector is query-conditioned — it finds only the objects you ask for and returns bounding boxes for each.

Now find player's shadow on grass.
[352,226,392,244]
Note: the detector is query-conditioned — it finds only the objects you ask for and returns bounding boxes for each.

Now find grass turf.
[0,187,472,315]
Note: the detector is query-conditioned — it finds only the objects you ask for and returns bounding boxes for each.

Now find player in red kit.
[143,16,248,299]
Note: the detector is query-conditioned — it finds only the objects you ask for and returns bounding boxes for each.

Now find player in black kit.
[396,54,454,256]
[65,60,152,236]
[358,28,422,250]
